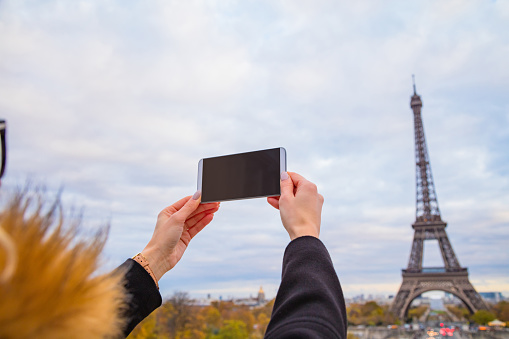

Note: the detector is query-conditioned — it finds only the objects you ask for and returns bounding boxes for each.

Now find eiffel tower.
[391,78,488,319]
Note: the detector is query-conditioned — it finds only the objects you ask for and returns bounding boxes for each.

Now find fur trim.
[0,194,126,338]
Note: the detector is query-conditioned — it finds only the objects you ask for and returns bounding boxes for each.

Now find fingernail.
[192,191,201,200]
[281,172,289,181]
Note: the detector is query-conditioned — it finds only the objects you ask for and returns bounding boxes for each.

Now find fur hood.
[0,194,126,338]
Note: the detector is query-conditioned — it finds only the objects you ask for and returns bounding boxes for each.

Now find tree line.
[127,293,509,338]
[447,301,509,325]
[127,292,274,339]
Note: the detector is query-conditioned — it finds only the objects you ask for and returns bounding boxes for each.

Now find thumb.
[174,191,202,221]
[280,172,294,198]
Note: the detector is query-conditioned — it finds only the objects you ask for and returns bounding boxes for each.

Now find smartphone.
[198,147,287,203]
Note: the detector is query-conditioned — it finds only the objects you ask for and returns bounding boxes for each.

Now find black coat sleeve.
[118,259,162,337]
[264,236,347,339]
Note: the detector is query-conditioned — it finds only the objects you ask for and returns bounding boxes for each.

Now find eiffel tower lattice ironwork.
[391,78,488,319]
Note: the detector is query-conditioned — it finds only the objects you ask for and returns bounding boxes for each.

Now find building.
[479,292,505,304]
[190,286,269,308]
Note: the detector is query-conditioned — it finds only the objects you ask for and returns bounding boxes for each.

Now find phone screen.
[198,147,286,203]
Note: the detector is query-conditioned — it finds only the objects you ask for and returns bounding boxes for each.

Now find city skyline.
[1,1,508,300]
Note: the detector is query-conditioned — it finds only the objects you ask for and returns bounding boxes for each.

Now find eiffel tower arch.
[391,78,488,320]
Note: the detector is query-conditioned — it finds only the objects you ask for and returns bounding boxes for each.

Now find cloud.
[1,0,508,299]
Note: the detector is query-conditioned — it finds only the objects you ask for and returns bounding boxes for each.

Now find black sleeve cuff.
[119,259,162,337]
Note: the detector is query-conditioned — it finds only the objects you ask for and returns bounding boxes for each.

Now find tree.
[213,320,249,339]
[127,294,277,338]
[168,291,194,337]
[471,310,496,325]
[361,301,384,326]
[346,301,395,326]
[204,306,222,331]
[230,308,255,335]
[446,305,469,321]
[127,314,158,339]
[347,305,361,326]
[176,328,206,339]
[255,313,271,336]
[252,298,274,319]
[408,305,427,320]
[492,301,509,322]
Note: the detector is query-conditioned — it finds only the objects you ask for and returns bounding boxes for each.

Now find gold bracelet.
[132,253,159,289]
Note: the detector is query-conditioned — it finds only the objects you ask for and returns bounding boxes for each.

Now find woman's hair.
[0,193,127,339]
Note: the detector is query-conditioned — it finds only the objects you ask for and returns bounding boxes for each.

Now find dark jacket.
[121,236,347,338]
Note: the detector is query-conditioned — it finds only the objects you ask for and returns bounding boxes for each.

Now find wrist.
[132,252,159,289]
[289,231,319,241]
[140,247,170,282]
[287,224,320,241]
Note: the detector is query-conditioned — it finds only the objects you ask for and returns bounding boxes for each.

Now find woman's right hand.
[267,172,324,241]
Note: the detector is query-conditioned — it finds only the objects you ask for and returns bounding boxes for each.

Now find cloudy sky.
[1,0,508,301]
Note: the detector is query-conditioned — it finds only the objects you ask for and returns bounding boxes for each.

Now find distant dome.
[257,286,266,303]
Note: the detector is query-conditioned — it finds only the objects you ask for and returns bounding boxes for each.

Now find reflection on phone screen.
[201,148,281,203]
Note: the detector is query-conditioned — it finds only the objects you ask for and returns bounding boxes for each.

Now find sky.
[0,0,508,301]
